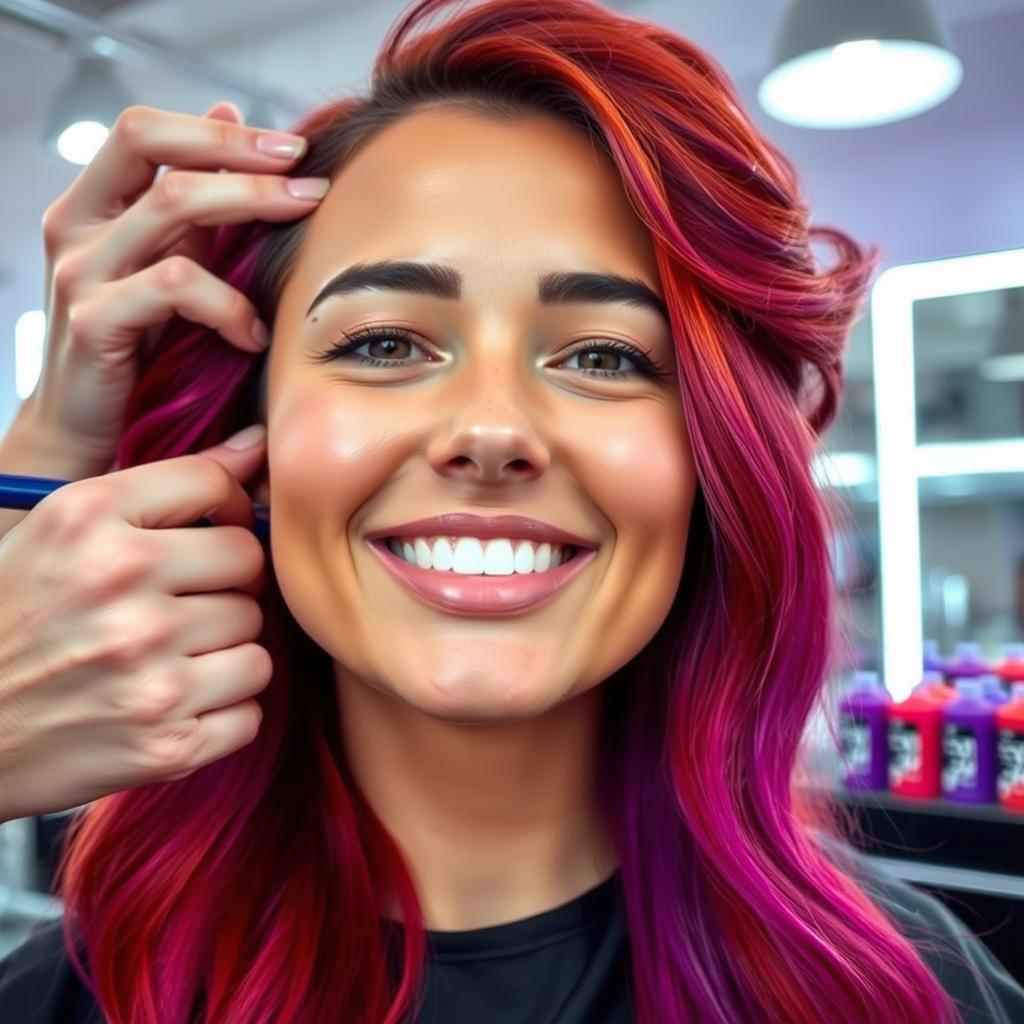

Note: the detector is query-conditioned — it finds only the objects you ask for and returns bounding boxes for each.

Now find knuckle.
[243,598,265,640]
[212,118,232,153]
[52,253,85,302]
[123,666,186,724]
[234,530,266,582]
[75,538,156,607]
[65,302,95,346]
[154,254,195,292]
[112,105,152,148]
[95,601,172,671]
[225,286,252,327]
[192,456,236,506]
[149,171,189,214]
[137,720,202,777]
[41,201,68,257]
[36,482,110,541]
[248,173,273,204]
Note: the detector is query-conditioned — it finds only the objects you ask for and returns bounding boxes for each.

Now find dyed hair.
[54,1,969,1021]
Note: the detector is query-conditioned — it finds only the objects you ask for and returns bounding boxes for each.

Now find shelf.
[828,786,1024,825]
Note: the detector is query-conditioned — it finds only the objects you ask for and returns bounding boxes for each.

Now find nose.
[426,373,552,486]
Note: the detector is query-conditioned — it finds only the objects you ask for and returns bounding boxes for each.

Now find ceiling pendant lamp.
[758,0,963,130]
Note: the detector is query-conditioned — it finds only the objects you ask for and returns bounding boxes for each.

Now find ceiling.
[0,0,1022,427]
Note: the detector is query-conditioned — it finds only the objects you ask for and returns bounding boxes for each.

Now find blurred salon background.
[1,0,1023,986]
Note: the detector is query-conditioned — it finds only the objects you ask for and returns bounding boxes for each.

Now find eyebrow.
[304,260,669,323]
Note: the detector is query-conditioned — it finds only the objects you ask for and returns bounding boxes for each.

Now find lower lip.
[366,540,599,616]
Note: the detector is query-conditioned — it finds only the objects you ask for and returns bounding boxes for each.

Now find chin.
[394,676,570,724]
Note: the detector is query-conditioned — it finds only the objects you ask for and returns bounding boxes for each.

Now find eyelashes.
[310,324,675,382]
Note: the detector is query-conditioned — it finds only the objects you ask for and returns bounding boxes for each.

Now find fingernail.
[252,317,271,348]
[225,424,267,449]
[256,132,307,159]
[286,177,330,200]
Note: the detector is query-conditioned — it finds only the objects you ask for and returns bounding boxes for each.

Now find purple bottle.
[945,642,990,682]
[942,678,998,803]
[838,670,892,790]
[981,674,1010,707]
[923,639,946,678]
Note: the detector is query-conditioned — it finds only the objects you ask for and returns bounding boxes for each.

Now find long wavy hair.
[53,1,969,1020]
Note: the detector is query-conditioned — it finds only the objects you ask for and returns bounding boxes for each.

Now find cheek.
[264,393,399,661]
[584,409,695,554]
[267,391,395,515]
[572,409,695,683]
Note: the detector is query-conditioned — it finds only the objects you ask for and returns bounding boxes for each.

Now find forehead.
[280,106,660,303]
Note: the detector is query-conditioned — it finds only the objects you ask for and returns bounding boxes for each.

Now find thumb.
[197,424,268,597]
[199,424,267,487]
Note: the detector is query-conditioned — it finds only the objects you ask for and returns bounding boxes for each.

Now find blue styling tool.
[0,472,269,545]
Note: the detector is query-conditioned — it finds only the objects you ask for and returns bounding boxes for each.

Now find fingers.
[105,446,265,540]
[154,102,246,269]
[152,523,266,597]
[70,255,271,354]
[202,101,244,124]
[171,592,264,660]
[62,104,310,221]
[84,169,328,281]
[174,643,272,724]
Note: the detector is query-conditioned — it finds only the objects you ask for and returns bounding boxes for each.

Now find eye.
[310,325,674,381]
[309,326,430,369]
[560,339,670,380]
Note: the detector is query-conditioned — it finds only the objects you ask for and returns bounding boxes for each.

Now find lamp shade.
[759,0,963,129]
[43,54,135,165]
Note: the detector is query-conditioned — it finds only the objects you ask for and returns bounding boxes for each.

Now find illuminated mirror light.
[872,248,1024,701]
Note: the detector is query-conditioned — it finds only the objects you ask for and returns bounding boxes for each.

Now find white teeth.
[385,536,573,575]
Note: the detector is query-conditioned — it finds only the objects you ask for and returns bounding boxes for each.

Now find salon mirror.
[817,249,1024,702]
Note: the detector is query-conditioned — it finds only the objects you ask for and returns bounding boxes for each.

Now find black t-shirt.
[2,845,1023,1023]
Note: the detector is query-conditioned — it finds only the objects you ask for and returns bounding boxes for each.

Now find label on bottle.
[943,724,978,791]
[888,721,921,785]
[840,712,871,774]
[997,727,1024,799]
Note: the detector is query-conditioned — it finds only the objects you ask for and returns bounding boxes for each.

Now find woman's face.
[260,105,698,722]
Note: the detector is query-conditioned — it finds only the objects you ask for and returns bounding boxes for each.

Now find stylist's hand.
[24,100,324,478]
[0,426,271,823]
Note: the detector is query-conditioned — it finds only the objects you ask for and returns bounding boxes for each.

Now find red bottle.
[996,682,1024,813]
[917,671,956,704]
[887,688,943,798]
[995,643,1024,686]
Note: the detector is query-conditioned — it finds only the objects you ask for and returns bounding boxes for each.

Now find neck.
[335,669,617,931]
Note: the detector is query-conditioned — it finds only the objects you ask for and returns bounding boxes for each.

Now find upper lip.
[365,514,599,549]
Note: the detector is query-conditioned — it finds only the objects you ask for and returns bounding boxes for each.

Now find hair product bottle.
[916,670,956,703]
[923,638,947,679]
[980,673,1010,707]
[838,670,892,790]
[887,684,944,799]
[942,678,997,803]
[995,643,1024,686]
[944,641,991,682]
[996,682,1024,813]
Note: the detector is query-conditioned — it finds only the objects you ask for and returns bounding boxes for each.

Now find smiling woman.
[5,0,1023,1022]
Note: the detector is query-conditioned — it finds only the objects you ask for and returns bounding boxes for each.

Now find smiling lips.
[367,537,599,616]
[364,512,599,550]
[363,511,600,614]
